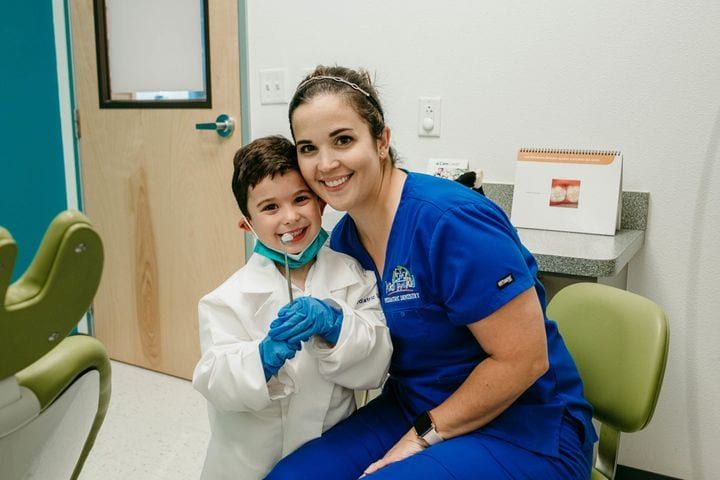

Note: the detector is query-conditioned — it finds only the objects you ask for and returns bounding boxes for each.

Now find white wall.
[246,1,720,477]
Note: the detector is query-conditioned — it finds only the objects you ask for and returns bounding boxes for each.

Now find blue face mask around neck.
[252,228,329,269]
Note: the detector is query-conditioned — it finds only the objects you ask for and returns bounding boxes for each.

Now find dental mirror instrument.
[280,233,294,302]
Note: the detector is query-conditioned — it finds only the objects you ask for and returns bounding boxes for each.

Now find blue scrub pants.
[265,392,593,480]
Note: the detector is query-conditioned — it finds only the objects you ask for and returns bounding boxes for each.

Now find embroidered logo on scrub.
[384,265,420,304]
[497,273,514,289]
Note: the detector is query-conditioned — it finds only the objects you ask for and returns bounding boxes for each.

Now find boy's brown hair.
[231,135,298,217]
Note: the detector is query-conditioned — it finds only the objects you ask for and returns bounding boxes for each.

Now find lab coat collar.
[234,254,287,294]
[309,246,359,294]
[235,247,360,295]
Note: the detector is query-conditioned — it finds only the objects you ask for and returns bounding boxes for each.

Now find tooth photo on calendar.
[549,179,581,208]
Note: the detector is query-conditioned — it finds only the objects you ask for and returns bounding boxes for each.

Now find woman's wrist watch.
[413,411,444,446]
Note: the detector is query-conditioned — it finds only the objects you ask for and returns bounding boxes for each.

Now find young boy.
[192,136,392,480]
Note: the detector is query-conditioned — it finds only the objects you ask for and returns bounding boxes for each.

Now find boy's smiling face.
[240,170,322,254]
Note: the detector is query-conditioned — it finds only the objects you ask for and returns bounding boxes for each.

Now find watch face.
[414,412,433,436]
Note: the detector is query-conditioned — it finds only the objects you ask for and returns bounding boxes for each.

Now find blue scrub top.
[331,172,597,458]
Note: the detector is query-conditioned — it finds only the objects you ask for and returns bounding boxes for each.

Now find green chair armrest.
[16,335,112,480]
[16,335,111,411]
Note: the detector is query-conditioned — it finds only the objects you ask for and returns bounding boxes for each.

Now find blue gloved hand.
[268,296,343,346]
[258,336,301,381]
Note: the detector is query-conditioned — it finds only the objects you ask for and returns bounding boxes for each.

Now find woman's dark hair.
[231,135,298,217]
[288,66,396,164]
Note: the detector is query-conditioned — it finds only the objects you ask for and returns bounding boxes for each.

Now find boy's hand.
[258,336,301,381]
[269,297,343,345]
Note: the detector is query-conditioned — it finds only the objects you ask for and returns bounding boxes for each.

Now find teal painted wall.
[0,2,68,280]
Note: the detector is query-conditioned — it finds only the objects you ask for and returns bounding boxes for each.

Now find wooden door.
[70,0,245,379]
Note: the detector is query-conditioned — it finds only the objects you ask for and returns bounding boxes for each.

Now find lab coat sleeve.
[306,268,392,390]
[192,297,295,413]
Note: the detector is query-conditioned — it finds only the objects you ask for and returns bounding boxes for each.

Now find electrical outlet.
[259,68,287,105]
[418,97,441,137]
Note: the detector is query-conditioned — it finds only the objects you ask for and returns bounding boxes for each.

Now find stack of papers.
[426,158,469,180]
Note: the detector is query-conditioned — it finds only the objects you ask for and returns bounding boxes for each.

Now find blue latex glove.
[269,296,343,345]
[258,336,301,381]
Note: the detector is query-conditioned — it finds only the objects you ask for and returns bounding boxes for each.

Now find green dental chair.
[547,283,669,480]
[0,210,110,480]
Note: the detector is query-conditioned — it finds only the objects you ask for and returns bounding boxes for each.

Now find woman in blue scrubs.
[265,66,597,479]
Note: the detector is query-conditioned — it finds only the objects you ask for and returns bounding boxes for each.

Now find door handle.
[195,114,235,138]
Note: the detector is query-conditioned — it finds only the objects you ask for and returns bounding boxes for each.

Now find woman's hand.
[362,428,427,476]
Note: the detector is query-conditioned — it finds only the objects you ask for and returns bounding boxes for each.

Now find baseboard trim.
[616,465,682,480]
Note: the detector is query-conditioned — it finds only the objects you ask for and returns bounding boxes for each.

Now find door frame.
[52,0,87,333]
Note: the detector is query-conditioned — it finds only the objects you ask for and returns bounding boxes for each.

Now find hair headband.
[296,75,384,119]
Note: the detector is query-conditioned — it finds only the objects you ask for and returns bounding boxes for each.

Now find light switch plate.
[259,68,287,105]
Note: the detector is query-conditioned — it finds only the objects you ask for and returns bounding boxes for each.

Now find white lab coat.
[192,246,392,480]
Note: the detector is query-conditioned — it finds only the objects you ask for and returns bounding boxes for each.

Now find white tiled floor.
[78,361,210,480]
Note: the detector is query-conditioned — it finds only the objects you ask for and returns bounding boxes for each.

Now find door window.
[93,0,211,108]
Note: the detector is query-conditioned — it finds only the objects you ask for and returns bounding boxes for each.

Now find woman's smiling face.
[291,94,389,214]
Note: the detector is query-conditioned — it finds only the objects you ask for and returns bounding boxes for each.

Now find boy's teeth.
[325,175,349,187]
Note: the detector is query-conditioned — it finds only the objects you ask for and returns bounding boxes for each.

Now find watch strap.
[413,411,444,446]
[421,426,444,446]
